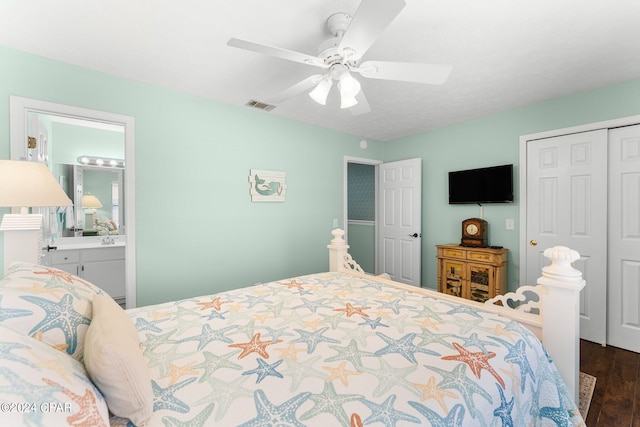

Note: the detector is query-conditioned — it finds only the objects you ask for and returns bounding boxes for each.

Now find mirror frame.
[9,96,137,308]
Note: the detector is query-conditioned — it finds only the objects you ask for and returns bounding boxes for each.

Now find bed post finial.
[538,245,586,405]
[327,228,348,272]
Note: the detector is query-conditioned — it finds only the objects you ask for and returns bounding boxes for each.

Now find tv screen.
[448,164,514,204]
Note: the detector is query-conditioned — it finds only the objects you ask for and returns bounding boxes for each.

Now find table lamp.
[0,160,72,271]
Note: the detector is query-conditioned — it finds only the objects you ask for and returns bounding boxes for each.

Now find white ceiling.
[1,0,639,141]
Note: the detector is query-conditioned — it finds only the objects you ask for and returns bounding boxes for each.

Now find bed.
[0,229,586,426]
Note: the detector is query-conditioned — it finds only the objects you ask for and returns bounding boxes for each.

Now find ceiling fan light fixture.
[337,71,361,98]
[309,77,333,105]
[340,95,358,109]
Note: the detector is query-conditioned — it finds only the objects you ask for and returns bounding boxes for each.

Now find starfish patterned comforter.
[114,271,583,426]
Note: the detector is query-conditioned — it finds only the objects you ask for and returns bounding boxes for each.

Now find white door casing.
[378,158,422,286]
[607,125,640,352]
[525,130,608,345]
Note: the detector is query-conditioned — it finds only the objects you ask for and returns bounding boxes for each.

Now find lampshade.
[0,160,72,208]
[338,71,361,109]
[309,77,333,106]
[82,194,103,209]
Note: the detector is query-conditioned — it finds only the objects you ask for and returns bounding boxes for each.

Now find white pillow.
[0,324,110,426]
[84,294,154,426]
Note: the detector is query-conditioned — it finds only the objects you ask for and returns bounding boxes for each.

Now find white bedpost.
[327,228,348,273]
[538,246,586,405]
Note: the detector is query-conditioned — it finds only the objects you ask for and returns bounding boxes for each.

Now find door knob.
[409,233,420,238]
[529,240,537,246]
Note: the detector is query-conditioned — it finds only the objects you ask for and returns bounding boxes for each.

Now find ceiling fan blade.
[349,91,371,116]
[265,74,324,104]
[357,60,452,85]
[337,0,406,60]
[227,38,328,69]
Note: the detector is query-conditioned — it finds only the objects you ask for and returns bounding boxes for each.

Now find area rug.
[579,372,596,419]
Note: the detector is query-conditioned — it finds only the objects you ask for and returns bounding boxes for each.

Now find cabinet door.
[467,263,493,303]
[82,260,126,300]
[441,259,465,298]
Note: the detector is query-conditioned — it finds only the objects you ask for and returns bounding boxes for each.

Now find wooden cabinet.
[436,244,508,303]
[45,246,126,306]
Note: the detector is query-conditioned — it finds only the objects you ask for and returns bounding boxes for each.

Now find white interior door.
[525,130,608,345]
[608,125,640,352]
[377,158,422,286]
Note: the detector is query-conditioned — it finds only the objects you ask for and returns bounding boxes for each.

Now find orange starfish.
[196,296,227,311]
[281,279,304,290]
[442,342,505,388]
[43,378,107,426]
[334,303,370,318]
[228,333,282,359]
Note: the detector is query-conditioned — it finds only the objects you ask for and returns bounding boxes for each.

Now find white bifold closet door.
[608,124,640,353]
[525,129,608,345]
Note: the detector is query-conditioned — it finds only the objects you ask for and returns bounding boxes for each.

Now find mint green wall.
[384,78,640,291]
[0,45,385,305]
[2,45,639,301]
[53,122,125,165]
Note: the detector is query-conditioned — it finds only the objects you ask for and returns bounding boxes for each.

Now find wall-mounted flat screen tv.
[448,164,514,204]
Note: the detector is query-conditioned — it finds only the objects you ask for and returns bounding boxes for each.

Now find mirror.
[10,96,137,307]
[57,164,124,237]
[29,114,127,238]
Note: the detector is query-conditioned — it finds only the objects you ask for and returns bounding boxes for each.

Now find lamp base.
[0,213,43,271]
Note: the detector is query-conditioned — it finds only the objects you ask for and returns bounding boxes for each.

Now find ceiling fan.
[227,0,452,115]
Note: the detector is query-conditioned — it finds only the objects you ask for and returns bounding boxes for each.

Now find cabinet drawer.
[467,251,493,262]
[82,247,125,262]
[49,251,80,264]
[442,248,465,259]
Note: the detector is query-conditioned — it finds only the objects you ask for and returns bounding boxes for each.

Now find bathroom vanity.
[44,237,126,306]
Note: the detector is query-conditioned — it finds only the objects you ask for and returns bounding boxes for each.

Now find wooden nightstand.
[436,244,508,303]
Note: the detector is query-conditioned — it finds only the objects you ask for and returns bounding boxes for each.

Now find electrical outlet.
[506,219,515,230]
[332,218,338,228]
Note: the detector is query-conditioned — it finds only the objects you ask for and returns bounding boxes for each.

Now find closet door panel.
[608,125,640,352]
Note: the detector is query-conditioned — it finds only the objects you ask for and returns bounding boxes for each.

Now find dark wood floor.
[580,339,640,426]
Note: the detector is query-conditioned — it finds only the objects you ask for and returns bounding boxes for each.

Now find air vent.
[245,100,276,111]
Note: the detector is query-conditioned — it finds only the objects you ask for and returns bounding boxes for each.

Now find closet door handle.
[529,240,537,246]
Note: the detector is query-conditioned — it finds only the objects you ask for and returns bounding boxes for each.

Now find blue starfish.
[162,403,215,427]
[291,297,330,313]
[300,381,363,426]
[540,390,572,427]
[21,294,90,355]
[243,294,274,309]
[243,358,284,383]
[359,316,389,330]
[178,324,238,351]
[325,338,373,370]
[446,305,483,318]
[490,337,534,392]
[152,377,196,413]
[135,317,166,332]
[360,395,421,426]
[493,383,515,427]
[293,326,340,353]
[429,364,492,419]
[0,341,31,365]
[379,298,414,314]
[0,295,32,321]
[458,332,497,355]
[262,326,295,342]
[408,401,466,426]
[374,332,440,364]
[238,389,311,427]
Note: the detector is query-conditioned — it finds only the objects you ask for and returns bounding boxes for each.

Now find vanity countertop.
[50,236,126,250]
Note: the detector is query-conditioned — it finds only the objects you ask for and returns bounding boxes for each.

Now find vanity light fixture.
[0,160,72,270]
[78,156,124,168]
